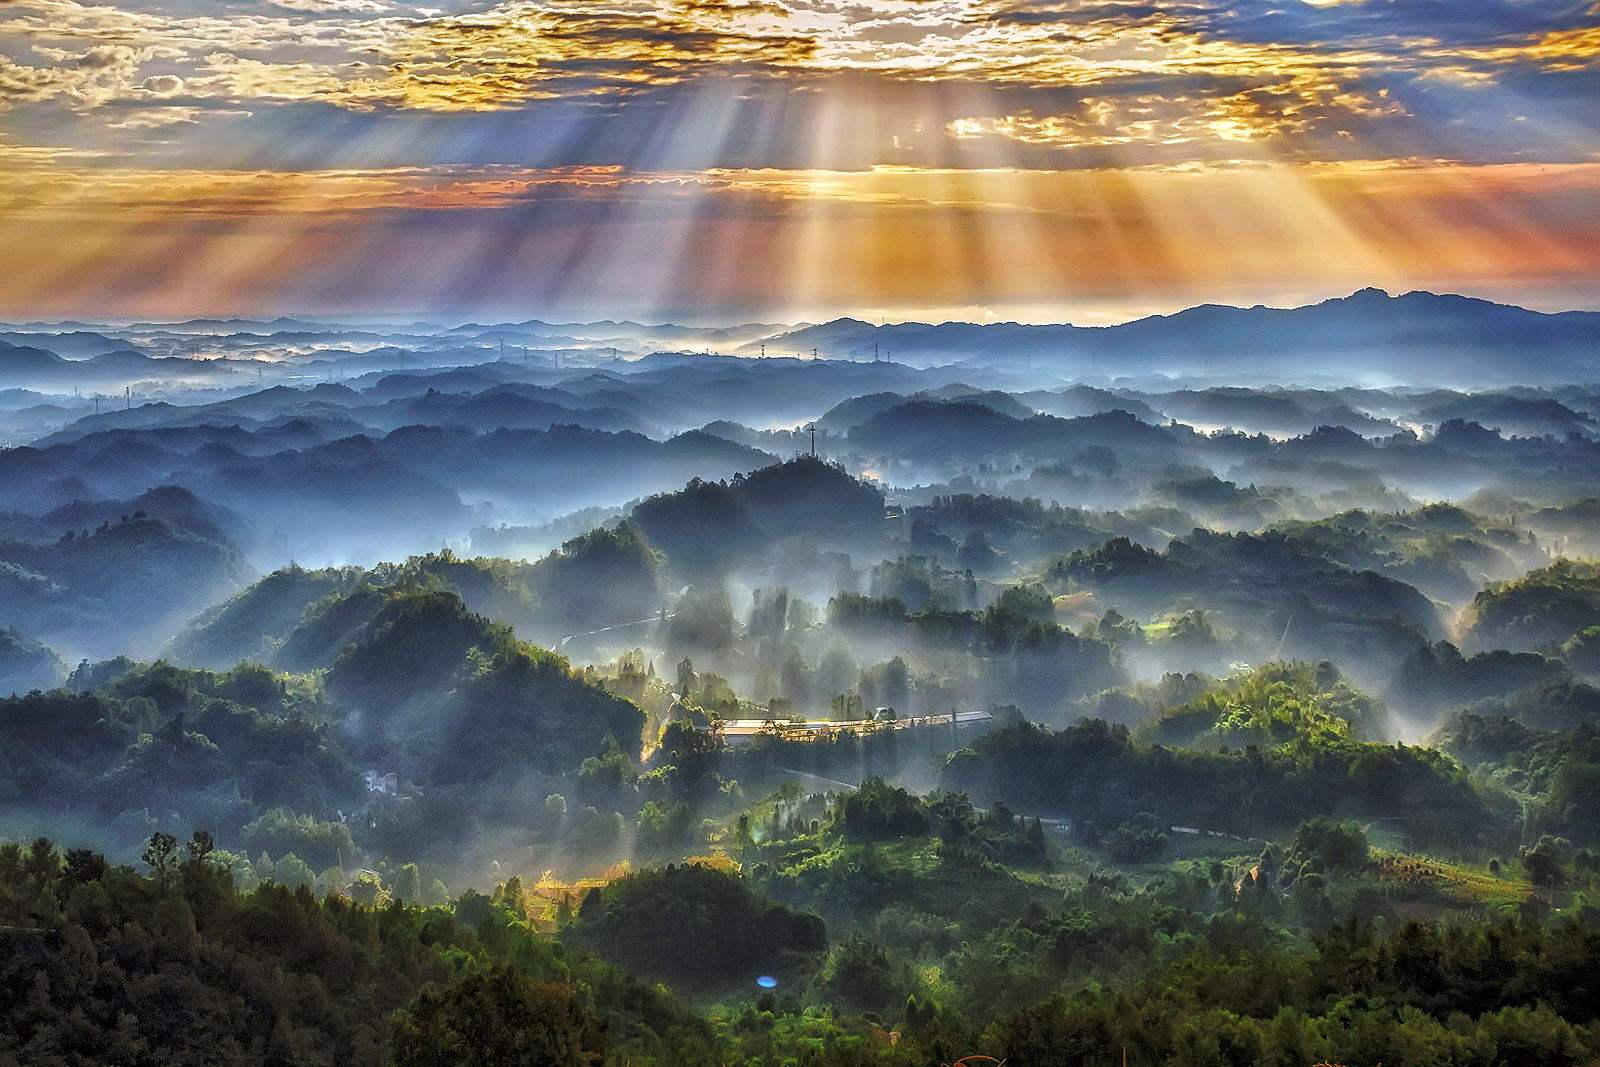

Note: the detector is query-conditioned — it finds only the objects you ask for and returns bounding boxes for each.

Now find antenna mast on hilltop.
[806,423,817,457]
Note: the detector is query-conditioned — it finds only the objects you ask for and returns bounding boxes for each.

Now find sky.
[0,0,1597,324]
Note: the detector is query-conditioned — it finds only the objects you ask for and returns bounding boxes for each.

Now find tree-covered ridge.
[325,589,514,715]
[0,501,252,661]
[1267,503,1545,605]
[0,625,66,694]
[566,860,827,987]
[943,707,1501,847]
[165,551,544,670]
[823,590,1121,710]
[413,621,645,786]
[165,562,367,670]
[0,617,645,869]
[629,456,884,576]
[168,531,666,671]
[1432,715,1600,848]
[526,522,664,632]
[1383,640,1573,720]
[1461,559,1600,653]
[1147,662,1391,749]
[1040,526,1447,681]
[926,495,1543,608]
[0,660,356,824]
[901,492,1189,571]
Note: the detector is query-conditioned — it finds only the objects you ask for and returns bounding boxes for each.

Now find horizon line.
[5,285,1600,336]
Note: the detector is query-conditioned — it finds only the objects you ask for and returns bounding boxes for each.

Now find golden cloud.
[0,0,1593,179]
[3,0,1591,116]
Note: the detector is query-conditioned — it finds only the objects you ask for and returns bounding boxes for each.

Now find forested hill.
[0,836,702,1066]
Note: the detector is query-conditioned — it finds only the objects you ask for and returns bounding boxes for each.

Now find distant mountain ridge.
[745,289,1600,384]
[3,288,1595,392]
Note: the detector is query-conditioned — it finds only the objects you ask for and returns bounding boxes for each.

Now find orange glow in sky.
[0,0,1595,320]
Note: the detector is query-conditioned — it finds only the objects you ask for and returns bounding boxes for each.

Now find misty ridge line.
[4,285,1599,353]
